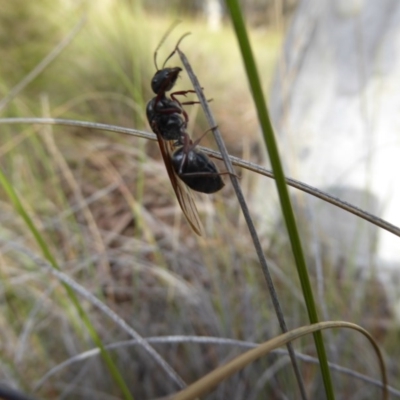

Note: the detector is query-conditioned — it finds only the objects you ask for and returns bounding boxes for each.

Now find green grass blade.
[0,168,134,400]
[224,1,335,398]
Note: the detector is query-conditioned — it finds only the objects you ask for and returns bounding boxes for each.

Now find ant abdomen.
[172,147,225,194]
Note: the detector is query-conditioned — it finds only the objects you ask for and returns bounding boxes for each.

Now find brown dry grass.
[0,1,398,399]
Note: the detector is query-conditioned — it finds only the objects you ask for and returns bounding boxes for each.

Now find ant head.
[151,66,182,94]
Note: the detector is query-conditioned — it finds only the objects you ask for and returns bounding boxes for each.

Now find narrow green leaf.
[224,1,335,398]
[0,169,134,400]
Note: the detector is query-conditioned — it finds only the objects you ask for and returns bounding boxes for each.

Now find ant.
[147,24,226,234]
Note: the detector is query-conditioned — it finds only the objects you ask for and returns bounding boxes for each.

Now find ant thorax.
[146,96,186,141]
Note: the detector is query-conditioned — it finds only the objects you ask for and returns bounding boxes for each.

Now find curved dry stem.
[1,117,399,239]
[171,322,387,400]
[37,335,400,397]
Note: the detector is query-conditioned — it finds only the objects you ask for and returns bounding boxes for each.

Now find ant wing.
[156,135,204,236]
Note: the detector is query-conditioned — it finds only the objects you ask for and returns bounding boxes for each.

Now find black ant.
[147,25,226,234]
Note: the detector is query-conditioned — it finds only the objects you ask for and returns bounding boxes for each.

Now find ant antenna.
[162,32,192,69]
[153,20,181,71]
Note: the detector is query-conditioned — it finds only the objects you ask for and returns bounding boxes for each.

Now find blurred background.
[0,0,399,399]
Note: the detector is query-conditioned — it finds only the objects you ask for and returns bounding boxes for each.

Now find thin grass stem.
[176,42,308,400]
[1,118,399,239]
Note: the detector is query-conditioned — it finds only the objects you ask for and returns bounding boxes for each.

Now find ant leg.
[171,89,210,102]
[176,128,217,174]
[171,90,212,112]
[171,89,197,96]
[180,98,213,106]
[170,90,197,103]
[190,126,218,149]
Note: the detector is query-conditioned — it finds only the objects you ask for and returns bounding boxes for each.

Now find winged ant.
[147,24,226,234]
